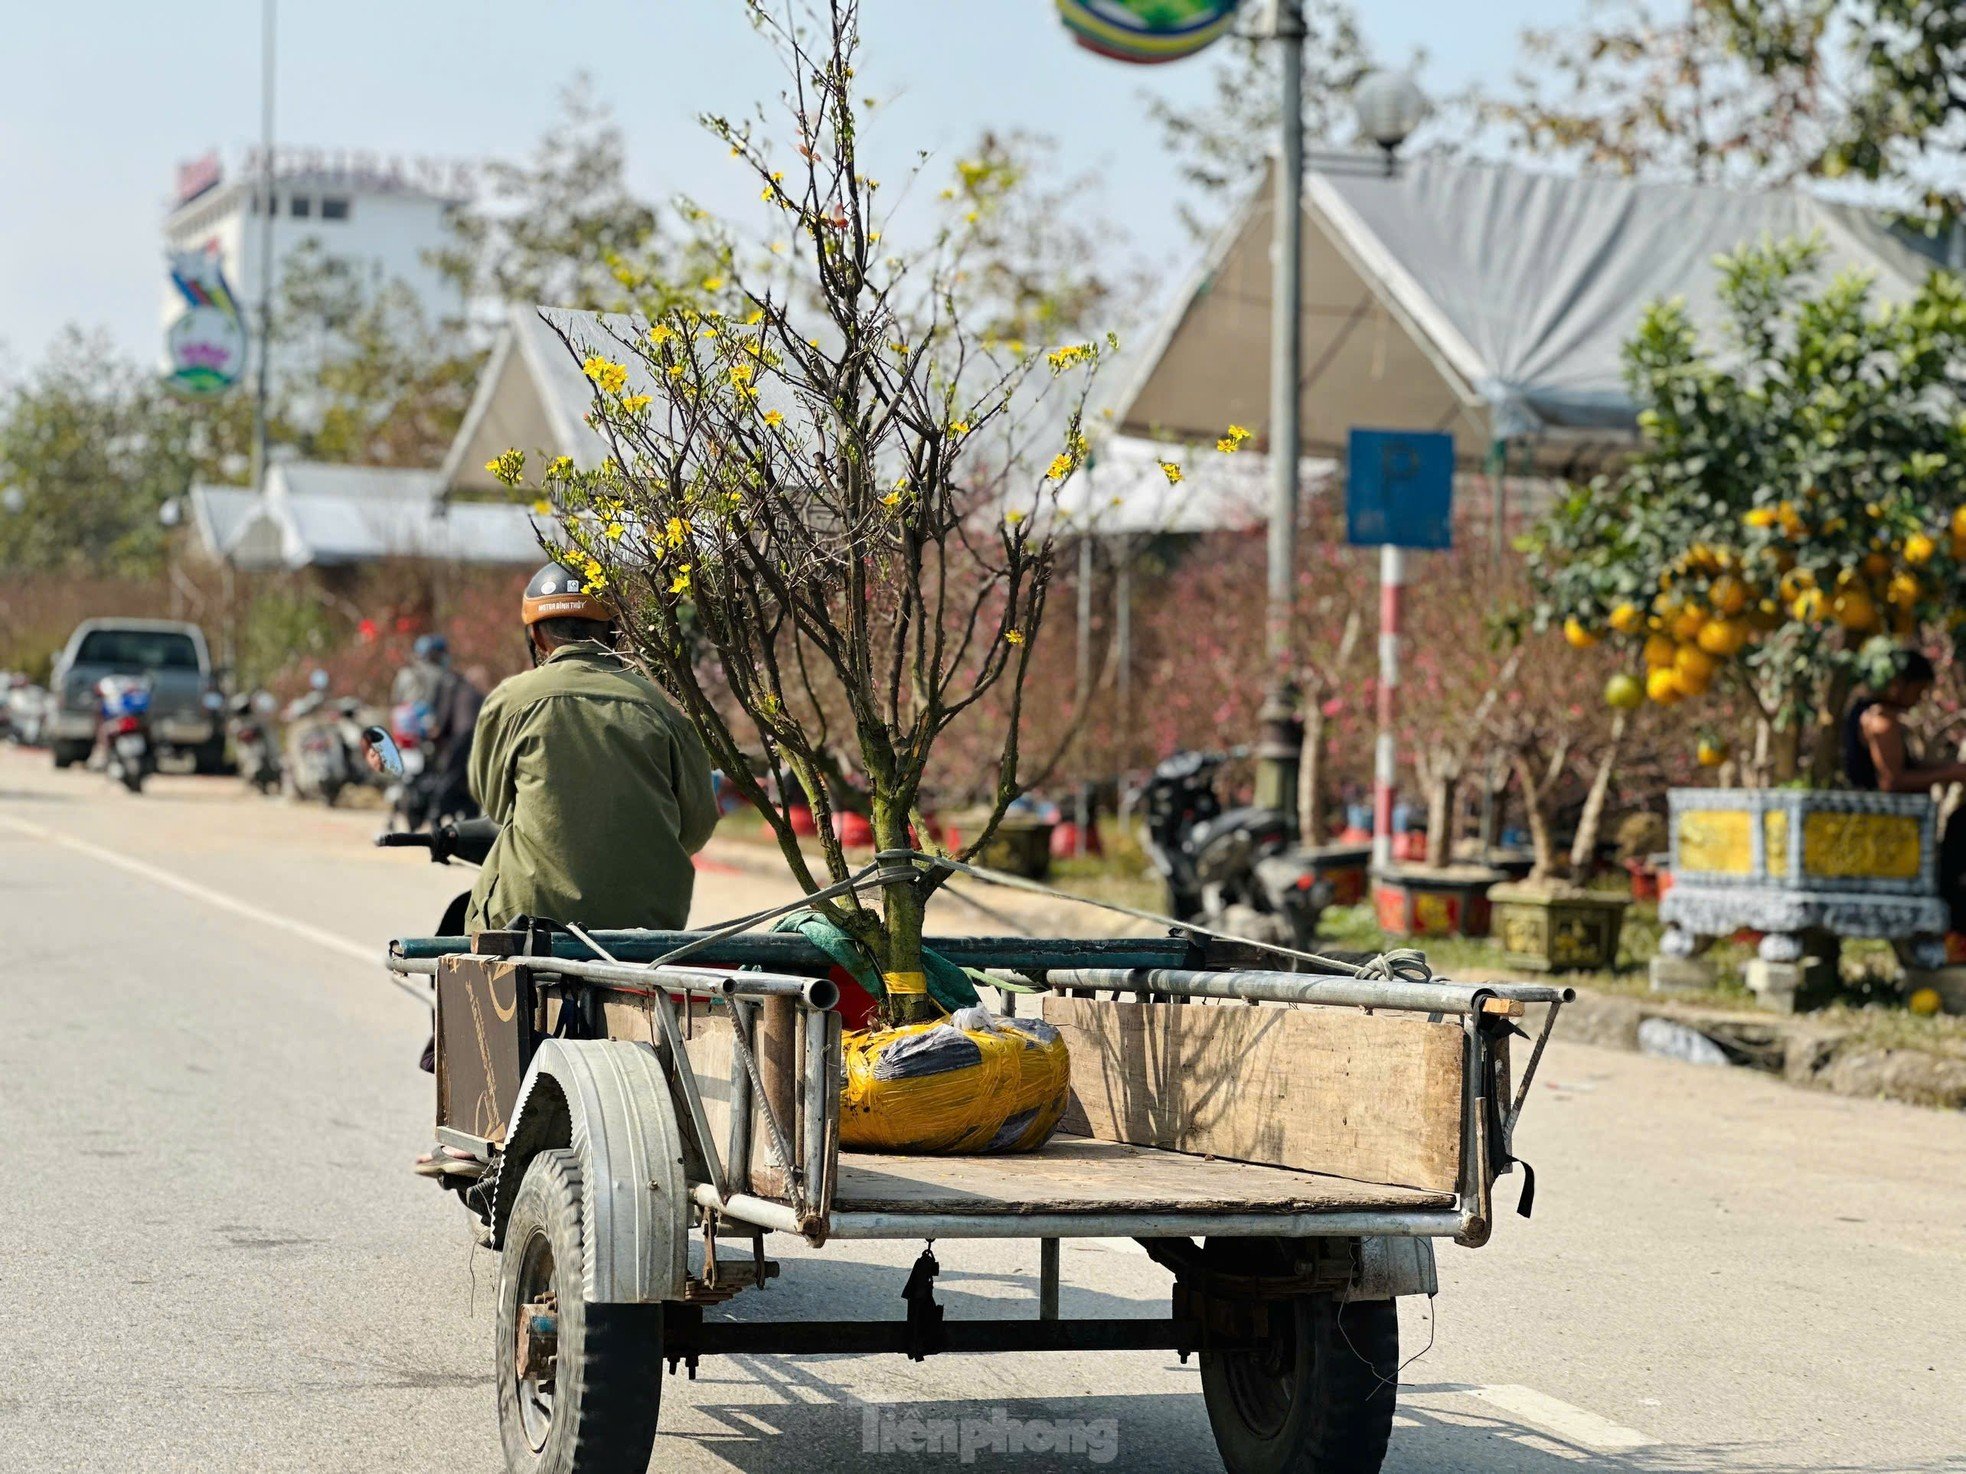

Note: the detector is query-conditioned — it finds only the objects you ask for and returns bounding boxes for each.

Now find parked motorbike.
[1133,748,1331,955]
[228,691,283,795]
[282,674,368,807]
[95,675,155,794]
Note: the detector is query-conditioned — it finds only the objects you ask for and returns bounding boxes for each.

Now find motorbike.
[380,700,434,832]
[282,675,369,807]
[95,676,155,794]
[228,691,283,795]
[1132,747,1331,956]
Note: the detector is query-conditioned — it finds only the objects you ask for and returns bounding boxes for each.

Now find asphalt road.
[1,747,1961,1473]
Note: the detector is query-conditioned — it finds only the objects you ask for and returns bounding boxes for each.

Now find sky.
[0,0,1582,368]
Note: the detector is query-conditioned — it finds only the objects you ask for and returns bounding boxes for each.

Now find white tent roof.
[1117,156,1944,470]
[187,462,541,571]
[441,304,626,496]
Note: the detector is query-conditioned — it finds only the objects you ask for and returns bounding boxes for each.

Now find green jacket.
[466,643,718,933]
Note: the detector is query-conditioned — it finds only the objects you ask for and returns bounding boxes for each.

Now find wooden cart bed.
[833,1135,1456,1216]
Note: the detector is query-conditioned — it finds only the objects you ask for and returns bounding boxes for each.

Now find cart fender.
[491,1038,689,1305]
[1344,1235,1438,1302]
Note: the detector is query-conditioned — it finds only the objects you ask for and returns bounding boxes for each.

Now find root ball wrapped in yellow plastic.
[840,1008,1071,1154]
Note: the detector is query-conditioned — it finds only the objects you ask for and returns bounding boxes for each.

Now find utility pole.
[1254,0,1307,828]
[248,0,277,502]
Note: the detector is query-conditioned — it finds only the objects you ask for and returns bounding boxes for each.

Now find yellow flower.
[771,170,785,183]
[1216,424,1252,453]
[669,566,692,595]
[745,308,765,326]
[486,448,526,486]
[546,456,573,479]
[889,342,909,355]
[1004,510,1026,526]
[667,363,686,379]
[1004,629,1026,646]
[950,420,972,436]
[729,362,755,385]
[1046,343,1095,373]
[1157,460,1184,485]
[620,394,652,413]
[761,187,776,202]
[649,324,673,346]
[869,231,882,244]
[807,337,821,348]
[665,517,687,548]
[1045,454,1073,481]
[881,491,902,507]
[581,357,628,395]
[769,241,787,255]
[763,409,784,427]
[604,522,625,541]
[702,275,726,292]
[530,498,551,516]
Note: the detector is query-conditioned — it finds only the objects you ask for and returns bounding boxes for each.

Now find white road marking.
[0,811,431,1008]
[1440,1383,1660,1452]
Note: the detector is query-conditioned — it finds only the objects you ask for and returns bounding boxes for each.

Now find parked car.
[48,620,227,772]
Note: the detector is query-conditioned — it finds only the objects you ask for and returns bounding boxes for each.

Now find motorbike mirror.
[361,726,406,780]
[309,670,330,692]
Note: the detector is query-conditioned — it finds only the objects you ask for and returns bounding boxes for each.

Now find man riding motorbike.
[375,563,719,1177]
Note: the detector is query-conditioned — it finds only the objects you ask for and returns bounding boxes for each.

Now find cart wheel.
[1200,1274,1397,1474]
[497,1150,664,1474]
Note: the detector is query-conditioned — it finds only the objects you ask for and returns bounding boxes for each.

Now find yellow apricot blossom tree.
[489,0,1105,990]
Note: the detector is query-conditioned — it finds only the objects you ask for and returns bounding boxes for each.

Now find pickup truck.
[48,619,227,772]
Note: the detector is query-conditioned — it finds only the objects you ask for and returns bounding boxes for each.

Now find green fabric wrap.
[769,911,980,1011]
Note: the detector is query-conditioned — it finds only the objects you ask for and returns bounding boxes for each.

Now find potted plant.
[1486,631,1635,971]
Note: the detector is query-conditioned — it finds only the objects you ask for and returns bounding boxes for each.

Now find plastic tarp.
[1117,157,1944,470]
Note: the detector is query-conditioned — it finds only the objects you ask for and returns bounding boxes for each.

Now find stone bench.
[1654,788,1948,1011]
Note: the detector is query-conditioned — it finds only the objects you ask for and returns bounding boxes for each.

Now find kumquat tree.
[488,0,1108,992]
[1531,235,1966,785]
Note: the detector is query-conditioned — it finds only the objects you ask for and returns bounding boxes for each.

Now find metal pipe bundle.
[1036,967,1572,1016]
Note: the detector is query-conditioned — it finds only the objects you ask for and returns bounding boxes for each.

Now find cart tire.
[1200,1289,1397,1474]
[497,1150,664,1474]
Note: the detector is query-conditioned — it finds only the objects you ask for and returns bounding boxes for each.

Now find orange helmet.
[522,562,614,626]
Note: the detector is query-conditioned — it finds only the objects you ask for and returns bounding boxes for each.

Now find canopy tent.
[1115,156,1946,473]
[186,460,540,571]
[440,304,620,497]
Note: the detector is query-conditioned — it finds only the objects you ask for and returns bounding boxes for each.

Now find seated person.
[1845,647,1966,931]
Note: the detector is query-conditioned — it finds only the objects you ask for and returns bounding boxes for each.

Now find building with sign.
[161,147,472,359]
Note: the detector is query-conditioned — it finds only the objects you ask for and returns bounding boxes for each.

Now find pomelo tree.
[1532,235,1966,785]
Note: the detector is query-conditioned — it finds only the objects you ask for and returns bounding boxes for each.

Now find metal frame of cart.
[389,924,1568,1474]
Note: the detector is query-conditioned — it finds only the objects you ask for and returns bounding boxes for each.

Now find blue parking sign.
[1345,429,1454,549]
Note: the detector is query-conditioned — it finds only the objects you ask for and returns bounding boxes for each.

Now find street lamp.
[1352,70,1431,162]
[1256,26,1432,835]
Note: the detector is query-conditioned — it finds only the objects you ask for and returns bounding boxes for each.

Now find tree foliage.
[1482,1,1966,220]
[437,76,665,313]
[1531,236,1966,782]
[0,329,209,575]
[491,0,1104,980]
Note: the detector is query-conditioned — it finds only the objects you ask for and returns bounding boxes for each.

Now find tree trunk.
[1299,697,1326,847]
[870,796,932,1023]
[1568,710,1628,877]
[1810,669,1853,789]
[1769,719,1802,784]
[1510,753,1559,883]
[1425,772,1457,869]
